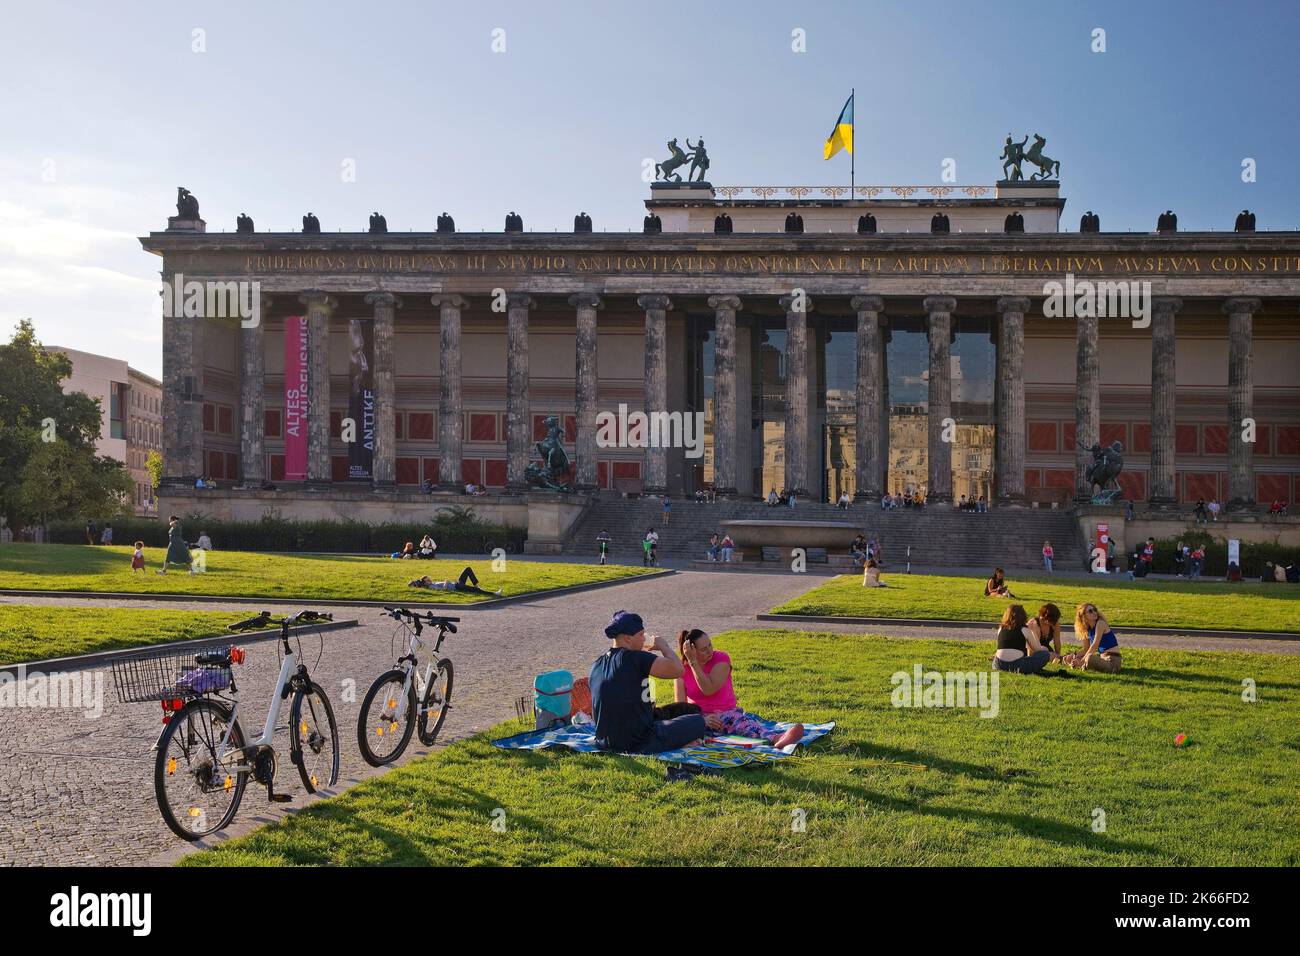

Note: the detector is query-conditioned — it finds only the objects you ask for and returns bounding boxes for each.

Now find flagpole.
[850,88,855,200]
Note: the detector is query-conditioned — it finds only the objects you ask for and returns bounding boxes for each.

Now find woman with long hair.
[984,567,1017,598]
[1027,603,1063,662]
[992,604,1052,675]
[1065,603,1122,672]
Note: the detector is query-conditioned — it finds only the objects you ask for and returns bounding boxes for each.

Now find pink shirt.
[681,649,738,713]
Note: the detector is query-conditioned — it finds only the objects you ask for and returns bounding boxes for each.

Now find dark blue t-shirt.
[589,647,656,752]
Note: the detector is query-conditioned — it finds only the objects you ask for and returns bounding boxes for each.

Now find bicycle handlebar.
[381,607,459,632]
[228,609,334,632]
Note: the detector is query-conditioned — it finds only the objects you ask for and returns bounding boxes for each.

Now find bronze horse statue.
[655,139,691,182]
[525,415,574,492]
[1023,134,1060,180]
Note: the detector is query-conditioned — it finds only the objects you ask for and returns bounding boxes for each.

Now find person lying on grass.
[1063,602,1122,673]
[408,566,502,597]
[984,567,1017,598]
[590,610,720,754]
[992,604,1054,675]
[674,628,805,748]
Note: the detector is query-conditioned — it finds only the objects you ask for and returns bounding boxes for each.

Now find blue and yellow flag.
[823,93,854,160]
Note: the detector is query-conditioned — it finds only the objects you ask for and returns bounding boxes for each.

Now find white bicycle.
[113,609,341,841]
[356,608,458,766]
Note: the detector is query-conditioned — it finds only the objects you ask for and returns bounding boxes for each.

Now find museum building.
[142,180,1300,529]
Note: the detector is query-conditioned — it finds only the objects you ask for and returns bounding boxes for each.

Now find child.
[674,629,804,748]
[130,541,146,573]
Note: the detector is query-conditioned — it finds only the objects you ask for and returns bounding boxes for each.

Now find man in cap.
[589,610,719,753]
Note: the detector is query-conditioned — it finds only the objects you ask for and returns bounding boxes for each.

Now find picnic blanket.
[492,718,835,768]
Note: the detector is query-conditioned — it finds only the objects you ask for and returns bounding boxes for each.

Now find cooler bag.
[533,670,574,720]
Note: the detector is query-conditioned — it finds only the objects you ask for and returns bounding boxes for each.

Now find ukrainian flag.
[823,93,854,160]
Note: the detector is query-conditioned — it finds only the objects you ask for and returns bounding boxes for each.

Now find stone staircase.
[562,495,1086,571]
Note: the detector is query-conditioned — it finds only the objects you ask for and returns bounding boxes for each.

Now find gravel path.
[0,569,1293,866]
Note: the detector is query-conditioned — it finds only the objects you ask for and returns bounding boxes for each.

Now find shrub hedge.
[48,505,525,555]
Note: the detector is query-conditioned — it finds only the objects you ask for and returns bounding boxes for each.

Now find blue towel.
[493,718,835,768]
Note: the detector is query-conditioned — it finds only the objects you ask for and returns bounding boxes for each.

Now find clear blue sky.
[2,0,1296,377]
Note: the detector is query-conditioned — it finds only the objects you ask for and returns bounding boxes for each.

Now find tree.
[0,320,134,534]
[145,450,163,498]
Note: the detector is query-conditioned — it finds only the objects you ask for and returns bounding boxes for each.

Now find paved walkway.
[0,571,1294,866]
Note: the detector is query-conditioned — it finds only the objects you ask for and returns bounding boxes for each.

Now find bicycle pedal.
[267,792,293,803]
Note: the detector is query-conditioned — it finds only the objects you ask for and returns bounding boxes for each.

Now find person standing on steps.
[1042,540,1054,573]
[661,495,671,526]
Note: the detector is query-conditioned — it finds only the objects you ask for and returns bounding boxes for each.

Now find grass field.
[0,544,651,604]
[771,572,1300,633]
[184,629,1300,867]
[0,605,247,664]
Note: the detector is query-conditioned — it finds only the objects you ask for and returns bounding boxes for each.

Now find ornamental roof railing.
[712,185,993,200]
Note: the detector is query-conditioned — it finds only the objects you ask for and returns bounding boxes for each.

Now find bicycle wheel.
[290,681,339,792]
[417,658,454,746]
[357,669,416,767]
[154,698,247,841]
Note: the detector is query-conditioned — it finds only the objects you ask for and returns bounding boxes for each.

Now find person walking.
[157,515,194,575]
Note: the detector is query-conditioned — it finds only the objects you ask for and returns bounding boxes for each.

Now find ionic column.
[1074,314,1100,501]
[879,322,891,492]
[1224,297,1261,511]
[430,294,466,490]
[637,294,671,495]
[299,291,336,486]
[779,293,812,497]
[923,295,956,504]
[1148,297,1182,507]
[505,293,533,492]
[850,295,884,500]
[238,294,271,487]
[367,292,401,488]
[161,279,203,485]
[996,296,1030,505]
[570,293,603,491]
[708,295,741,497]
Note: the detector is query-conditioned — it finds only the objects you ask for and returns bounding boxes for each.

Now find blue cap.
[605,610,645,639]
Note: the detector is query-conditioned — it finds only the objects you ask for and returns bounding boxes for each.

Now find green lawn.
[184,629,1300,867]
[0,605,247,664]
[0,544,652,604]
[771,572,1300,633]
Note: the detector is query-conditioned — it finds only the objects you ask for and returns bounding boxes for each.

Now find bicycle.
[111,609,341,841]
[356,607,458,767]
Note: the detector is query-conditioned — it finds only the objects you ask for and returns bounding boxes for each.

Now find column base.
[1224,498,1257,513]
[305,480,333,492]
[438,481,464,493]
[996,493,1027,508]
[853,490,880,503]
[642,484,668,497]
[372,480,397,492]
[927,492,953,505]
[575,482,600,493]
[1146,495,1178,510]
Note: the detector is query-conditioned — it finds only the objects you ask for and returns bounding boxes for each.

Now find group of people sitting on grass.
[994,601,1122,675]
[391,535,438,560]
[589,609,805,755]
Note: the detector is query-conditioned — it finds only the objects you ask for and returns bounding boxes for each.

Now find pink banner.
[284,316,309,481]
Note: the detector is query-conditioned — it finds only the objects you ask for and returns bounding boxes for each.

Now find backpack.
[533,670,574,722]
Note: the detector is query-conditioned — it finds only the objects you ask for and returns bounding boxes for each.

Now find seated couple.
[408,565,502,597]
[590,610,804,755]
[993,602,1121,675]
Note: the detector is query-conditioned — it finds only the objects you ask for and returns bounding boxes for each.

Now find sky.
[1,0,1297,379]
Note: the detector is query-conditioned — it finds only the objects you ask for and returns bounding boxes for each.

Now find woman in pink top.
[673,629,804,748]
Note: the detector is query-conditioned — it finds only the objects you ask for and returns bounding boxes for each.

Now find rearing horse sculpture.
[1023,134,1060,180]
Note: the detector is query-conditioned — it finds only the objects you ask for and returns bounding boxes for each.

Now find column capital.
[298,291,337,312]
[1222,296,1262,316]
[1152,296,1183,315]
[637,294,672,312]
[707,294,742,312]
[850,295,884,313]
[996,296,1031,315]
[506,292,534,310]
[922,295,957,315]
[364,291,403,309]
[568,293,604,311]
[778,293,813,315]
[430,293,468,310]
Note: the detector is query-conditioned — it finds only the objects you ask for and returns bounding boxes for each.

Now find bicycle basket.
[111,645,234,704]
